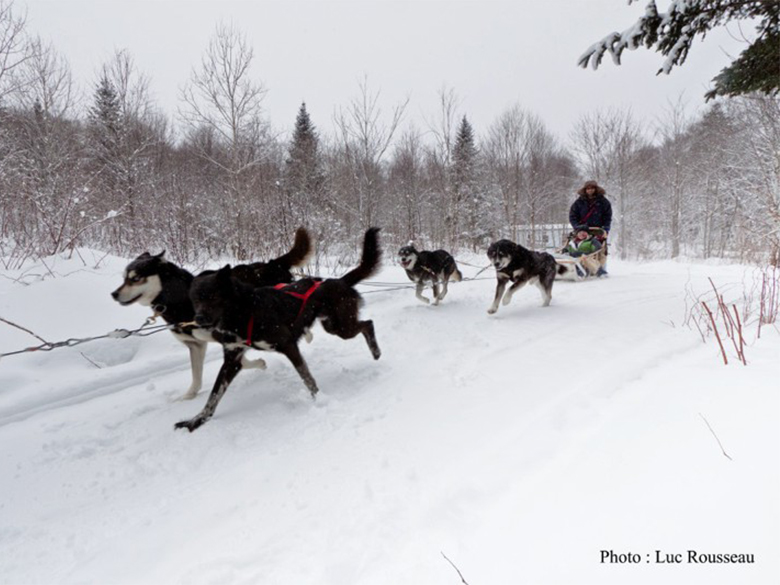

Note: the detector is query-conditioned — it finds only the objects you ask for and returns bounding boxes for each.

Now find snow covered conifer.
[453,116,477,187]
[88,74,122,166]
[578,0,780,100]
[285,102,325,209]
[453,115,486,248]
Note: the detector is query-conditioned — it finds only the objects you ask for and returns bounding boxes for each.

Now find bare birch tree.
[484,105,569,246]
[333,75,408,231]
[484,105,530,241]
[179,22,272,258]
[2,38,91,259]
[388,126,427,244]
[13,36,73,116]
[425,86,460,245]
[726,96,780,264]
[654,97,694,258]
[0,0,29,102]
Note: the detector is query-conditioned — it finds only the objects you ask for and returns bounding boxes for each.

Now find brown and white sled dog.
[397,245,463,305]
[175,228,382,432]
[111,228,311,400]
[486,239,568,314]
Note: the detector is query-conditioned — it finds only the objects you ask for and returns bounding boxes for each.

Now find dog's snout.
[111,289,119,300]
[194,314,211,327]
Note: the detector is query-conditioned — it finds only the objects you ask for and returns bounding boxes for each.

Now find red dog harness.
[245,280,323,346]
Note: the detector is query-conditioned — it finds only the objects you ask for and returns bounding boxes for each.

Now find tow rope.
[0,316,172,361]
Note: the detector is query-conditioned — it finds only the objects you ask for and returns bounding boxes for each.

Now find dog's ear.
[139,251,151,259]
[153,250,167,262]
[216,264,232,285]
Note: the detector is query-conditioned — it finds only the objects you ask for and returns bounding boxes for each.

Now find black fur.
[175,228,382,432]
[111,228,311,399]
[397,245,462,305]
[229,228,311,287]
[485,239,567,314]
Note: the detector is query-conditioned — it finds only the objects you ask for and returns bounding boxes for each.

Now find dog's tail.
[275,227,312,269]
[452,266,463,282]
[340,227,381,287]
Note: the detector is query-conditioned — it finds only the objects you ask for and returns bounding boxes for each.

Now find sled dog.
[111,228,311,400]
[486,239,568,314]
[397,245,463,305]
[175,228,382,432]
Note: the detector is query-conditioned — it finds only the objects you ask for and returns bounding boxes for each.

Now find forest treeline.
[1,5,778,268]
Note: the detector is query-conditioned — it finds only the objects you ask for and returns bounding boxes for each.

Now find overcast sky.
[19,0,753,142]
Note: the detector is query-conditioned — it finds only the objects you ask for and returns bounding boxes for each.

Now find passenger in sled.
[561,225,607,278]
[566,180,612,277]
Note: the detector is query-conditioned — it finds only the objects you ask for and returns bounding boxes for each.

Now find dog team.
[112,228,574,432]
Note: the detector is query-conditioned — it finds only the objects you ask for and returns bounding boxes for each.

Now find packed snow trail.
[0,254,777,585]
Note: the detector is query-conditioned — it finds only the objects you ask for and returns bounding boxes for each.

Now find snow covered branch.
[579,1,780,100]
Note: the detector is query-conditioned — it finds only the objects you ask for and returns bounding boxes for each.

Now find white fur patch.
[401,254,417,269]
[191,328,217,342]
[251,340,275,351]
[224,339,275,351]
[115,275,162,306]
[495,256,510,270]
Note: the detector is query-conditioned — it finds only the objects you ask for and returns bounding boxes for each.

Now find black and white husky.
[486,239,568,314]
[111,228,311,400]
[174,228,382,432]
[397,245,463,305]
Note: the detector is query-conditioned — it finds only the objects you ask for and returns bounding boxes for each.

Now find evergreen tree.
[88,74,123,187]
[90,75,121,139]
[284,102,324,225]
[87,72,142,235]
[452,116,485,247]
[453,116,477,192]
[578,0,780,100]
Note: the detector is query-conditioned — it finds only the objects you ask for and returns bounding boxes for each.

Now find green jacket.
[566,237,601,256]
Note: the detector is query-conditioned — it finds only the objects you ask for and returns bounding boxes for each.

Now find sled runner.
[554,227,608,280]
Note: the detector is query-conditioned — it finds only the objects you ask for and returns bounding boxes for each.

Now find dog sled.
[553,227,608,281]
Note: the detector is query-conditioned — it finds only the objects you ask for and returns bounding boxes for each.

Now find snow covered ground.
[0,250,778,585]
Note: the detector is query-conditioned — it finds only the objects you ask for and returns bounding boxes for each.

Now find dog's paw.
[487,306,497,315]
[174,417,206,432]
[241,355,267,370]
[174,390,199,402]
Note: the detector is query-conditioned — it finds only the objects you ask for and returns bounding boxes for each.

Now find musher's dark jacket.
[569,194,612,232]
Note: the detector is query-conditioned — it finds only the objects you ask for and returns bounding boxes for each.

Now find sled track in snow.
[0,351,224,427]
